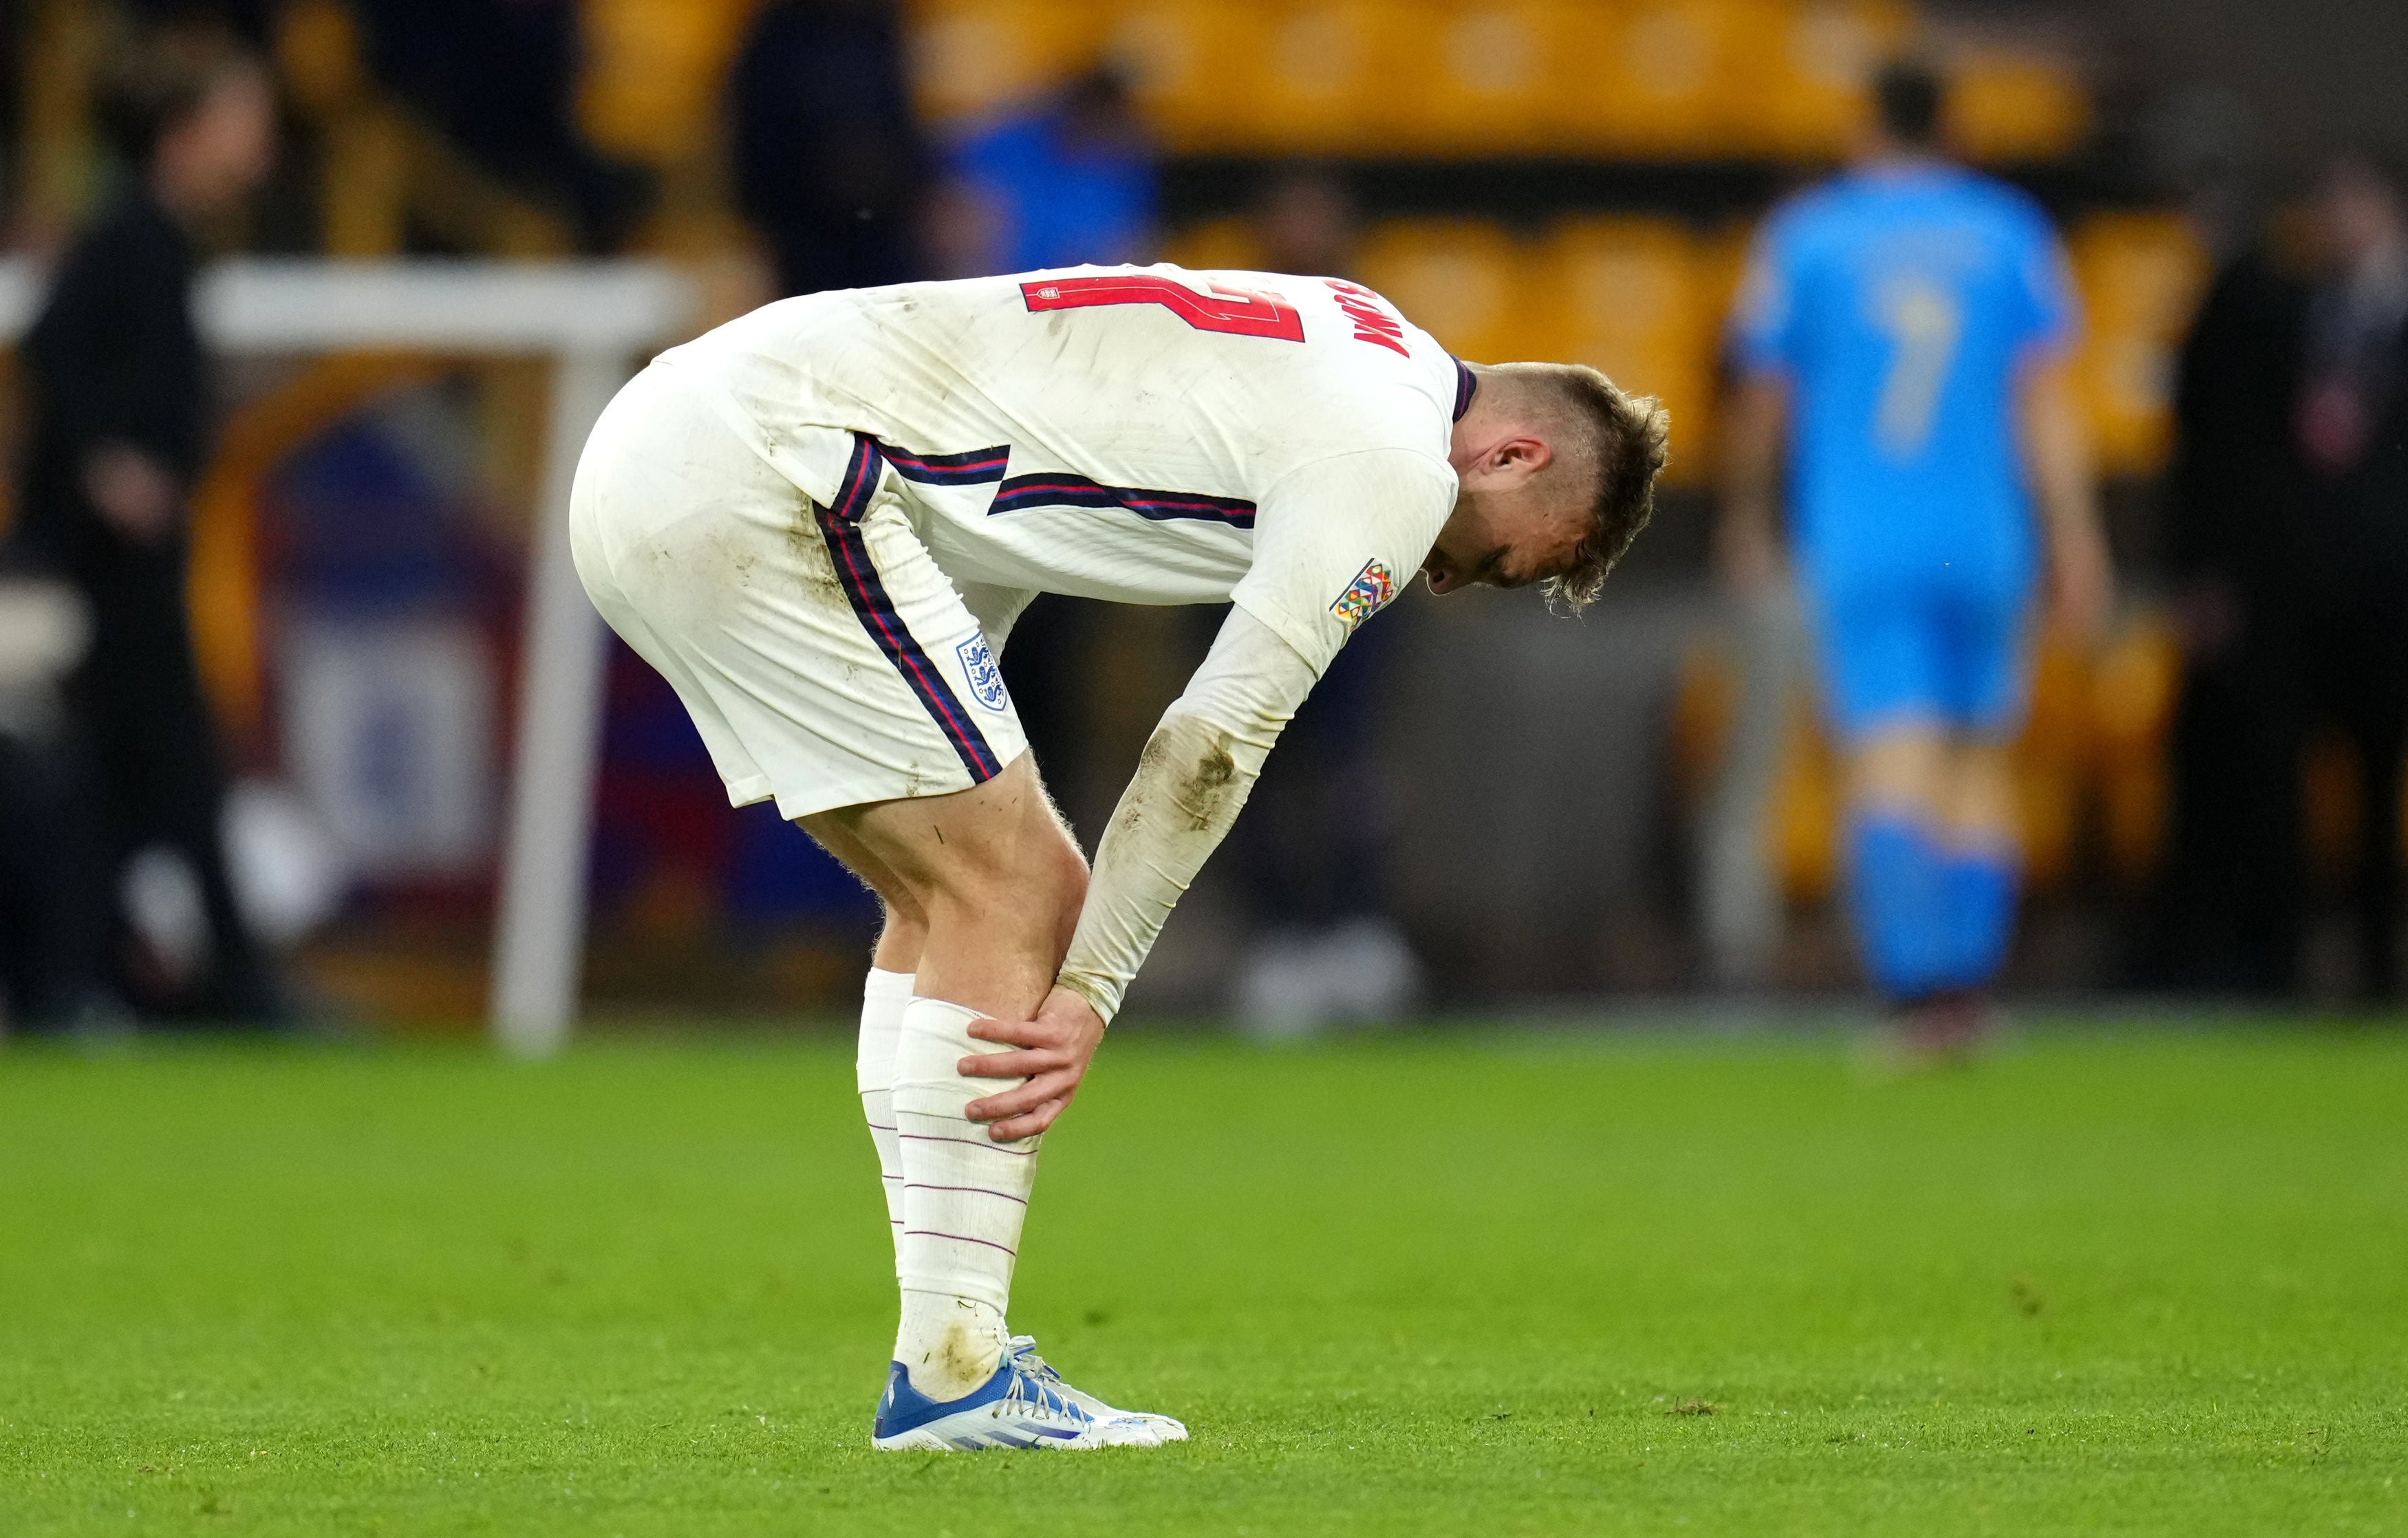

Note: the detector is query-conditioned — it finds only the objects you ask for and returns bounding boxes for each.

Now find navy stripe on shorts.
[814,435,1006,783]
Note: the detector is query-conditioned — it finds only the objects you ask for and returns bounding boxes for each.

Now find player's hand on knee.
[960,986,1106,1140]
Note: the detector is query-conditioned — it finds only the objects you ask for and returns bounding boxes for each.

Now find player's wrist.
[1052,973,1117,1030]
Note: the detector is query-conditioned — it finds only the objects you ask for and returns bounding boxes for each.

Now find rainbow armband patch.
[1329,559,1398,631]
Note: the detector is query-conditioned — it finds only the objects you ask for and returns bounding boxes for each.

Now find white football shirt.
[651,263,1470,675]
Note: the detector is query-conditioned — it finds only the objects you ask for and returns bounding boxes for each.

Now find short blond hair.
[1487,362,1670,613]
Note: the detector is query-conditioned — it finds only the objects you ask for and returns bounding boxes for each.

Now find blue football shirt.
[1728,162,2076,595]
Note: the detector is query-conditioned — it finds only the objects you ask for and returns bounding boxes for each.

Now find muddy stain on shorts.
[784,503,853,610]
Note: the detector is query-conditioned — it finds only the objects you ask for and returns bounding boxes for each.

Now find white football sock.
[890,995,1039,1399]
[854,967,914,1273]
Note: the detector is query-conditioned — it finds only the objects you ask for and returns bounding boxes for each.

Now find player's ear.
[1494,434,1554,481]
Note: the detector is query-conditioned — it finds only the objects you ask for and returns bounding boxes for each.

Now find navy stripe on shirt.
[861,436,1254,526]
[877,442,1011,486]
[987,473,1256,528]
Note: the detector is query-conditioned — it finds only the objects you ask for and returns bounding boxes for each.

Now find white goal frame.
[0,259,698,1056]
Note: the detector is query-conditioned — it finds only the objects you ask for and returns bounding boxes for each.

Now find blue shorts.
[1805,578,2033,741]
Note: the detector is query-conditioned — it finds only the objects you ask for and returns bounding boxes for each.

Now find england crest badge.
[956,633,1009,711]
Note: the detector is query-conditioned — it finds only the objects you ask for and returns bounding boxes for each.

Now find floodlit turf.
[1,1026,2404,1535]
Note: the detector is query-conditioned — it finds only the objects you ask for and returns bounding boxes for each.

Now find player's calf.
[803,755,1090,1401]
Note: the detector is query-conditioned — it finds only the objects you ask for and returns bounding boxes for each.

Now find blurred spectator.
[2152,188,2312,993]
[3,24,283,1023]
[730,0,927,298]
[2166,154,2408,1001]
[1220,168,1421,1033]
[2290,154,2408,1001]
[942,65,1156,277]
[1719,60,2111,1048]
[0,573,111,1031]
[350,0,649,251]
[1255,165,1357,279]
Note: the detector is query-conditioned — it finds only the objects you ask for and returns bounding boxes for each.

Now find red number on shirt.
[1020,274,1304,342]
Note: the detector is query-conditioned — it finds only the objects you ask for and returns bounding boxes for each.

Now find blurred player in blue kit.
[1718,59,2112,1048]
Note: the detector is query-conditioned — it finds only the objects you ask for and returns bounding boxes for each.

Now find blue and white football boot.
[870,1355,1179,1451]
[1007,1335,1188,1444]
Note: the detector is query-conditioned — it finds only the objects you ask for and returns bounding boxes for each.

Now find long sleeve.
[1054,606,1320,1021]
[1053,445,1451,1020]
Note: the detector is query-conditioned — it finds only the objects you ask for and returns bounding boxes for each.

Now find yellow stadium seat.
[1541,217,1718,484]
[2301,726,2408,878]
[2091,610,2180,887]
[2013,629,2092,892]
[577,0,762,164]
[1250,1,1426,153]
[1770,693,1842,907]
[1748,0,1914,160]
[905,0,1100,122]
[1713,0,1796,158]
[1547,0,1748,158]
[2302,728,2361,887]
[1103,0,1265,152]
[1357,219,1534,364]
[1692,215,1752,301]
[1724,624,2183,909]
[1946,46,2087,163]
[1159,216,1265,271]
[1670,638,1741,802]
[1668,641,1836,911]
[2070,212,2211,478]
[1415,1,1554,155]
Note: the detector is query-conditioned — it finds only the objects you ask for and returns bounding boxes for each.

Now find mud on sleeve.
[1054,607,1322,1023]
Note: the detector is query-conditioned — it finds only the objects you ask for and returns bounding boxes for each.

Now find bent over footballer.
[571,264,1667,1449]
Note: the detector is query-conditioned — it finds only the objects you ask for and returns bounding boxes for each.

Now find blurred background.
[0,0,2401,1037]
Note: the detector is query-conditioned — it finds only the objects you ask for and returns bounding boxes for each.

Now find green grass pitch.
[2,1025,2404,1535]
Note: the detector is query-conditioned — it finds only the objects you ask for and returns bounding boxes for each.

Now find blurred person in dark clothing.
[2155,219,2312,993]
[1225,168,1420,1032]
[4,25,282,1022]
[730,0,927,298]
[2160,153,2408,1001]
[0,573,111,1032]
[350,0,649,250]
[2290,155,2408,1000]
[2276,155,2408,999]
[1254,164,1357,281]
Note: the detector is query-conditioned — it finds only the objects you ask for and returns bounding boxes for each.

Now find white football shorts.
[570,362,1030,820]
